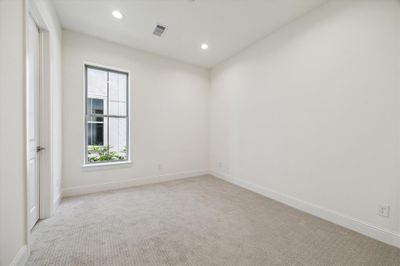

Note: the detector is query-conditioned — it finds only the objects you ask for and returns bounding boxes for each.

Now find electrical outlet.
[377,205,390,218]
[158,164,163,171]
[218,162,222,168]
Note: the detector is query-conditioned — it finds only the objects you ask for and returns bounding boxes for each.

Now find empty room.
[1,0,400,265]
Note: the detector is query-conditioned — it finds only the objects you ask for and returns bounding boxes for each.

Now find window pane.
[87,117,109,163]
[109,72,127,116]
[87,121,104,145]
[87,98,104,118]
[87,68,108,115]
[109,117,128,160]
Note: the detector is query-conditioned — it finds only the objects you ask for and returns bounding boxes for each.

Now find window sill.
[82,160,132,169]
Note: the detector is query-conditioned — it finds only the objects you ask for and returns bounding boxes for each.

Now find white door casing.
[27,15,40,230]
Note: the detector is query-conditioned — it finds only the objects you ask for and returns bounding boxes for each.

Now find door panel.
[27,15,40,230]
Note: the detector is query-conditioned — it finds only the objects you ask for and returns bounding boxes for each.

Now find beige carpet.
[27,175,400,266]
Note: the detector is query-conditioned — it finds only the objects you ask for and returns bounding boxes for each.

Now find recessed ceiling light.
[201,43,209,50]
[112,10,123,19]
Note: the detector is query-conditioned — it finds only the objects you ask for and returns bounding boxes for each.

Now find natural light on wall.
[85,65,129,164]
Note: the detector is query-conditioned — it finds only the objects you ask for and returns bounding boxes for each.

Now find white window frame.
[83,63,131,167]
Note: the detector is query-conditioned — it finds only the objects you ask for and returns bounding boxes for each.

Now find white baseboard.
[53,192,62,211]
[9,245,28,266]
[209,170,400,248]
[62,170,208,197]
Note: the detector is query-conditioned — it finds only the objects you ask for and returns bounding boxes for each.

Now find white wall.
[209,0,400,246]
[0,0,62,264]
[0,1,27,264]
[62,30,209,194]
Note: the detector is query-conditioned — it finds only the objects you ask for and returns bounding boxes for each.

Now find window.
[85,65,129,164]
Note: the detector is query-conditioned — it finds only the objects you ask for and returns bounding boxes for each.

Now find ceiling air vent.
[153,24,167,37]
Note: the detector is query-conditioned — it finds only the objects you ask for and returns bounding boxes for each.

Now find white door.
[27,15,40,230]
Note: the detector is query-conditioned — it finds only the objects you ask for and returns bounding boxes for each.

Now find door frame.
[25,0,52,254]
[26,12,41,231]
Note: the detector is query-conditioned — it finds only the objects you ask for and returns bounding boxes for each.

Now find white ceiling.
[53,0,328,68]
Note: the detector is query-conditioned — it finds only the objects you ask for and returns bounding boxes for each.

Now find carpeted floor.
[27,175,400,266]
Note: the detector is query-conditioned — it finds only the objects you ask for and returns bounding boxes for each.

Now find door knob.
[36,146,45,152]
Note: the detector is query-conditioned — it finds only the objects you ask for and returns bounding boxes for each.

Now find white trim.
[28,0,53,220]
[25,1,56,260]
[53,191,63,212]
[23,0,29,257]
[38,30,52,219]
[62,170,208,197]
[9,245,28,266]
[82,160,132,169]
[209,170,400,248]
